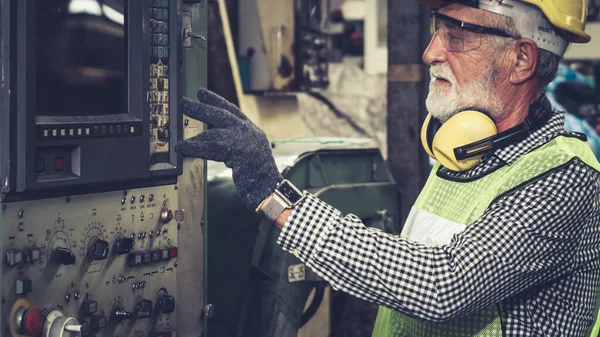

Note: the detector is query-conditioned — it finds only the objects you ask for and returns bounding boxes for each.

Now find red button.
[169,247,177,258]
[55,157,63,171]
[23,306,43,337]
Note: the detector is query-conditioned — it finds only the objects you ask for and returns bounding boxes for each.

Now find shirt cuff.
[276,193,341,262]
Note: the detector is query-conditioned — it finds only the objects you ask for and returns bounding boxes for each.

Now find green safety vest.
[371,134,600,337]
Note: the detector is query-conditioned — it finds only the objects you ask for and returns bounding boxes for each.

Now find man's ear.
[509,39,538,85]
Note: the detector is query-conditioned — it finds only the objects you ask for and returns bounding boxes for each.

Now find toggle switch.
[112,309,132,321]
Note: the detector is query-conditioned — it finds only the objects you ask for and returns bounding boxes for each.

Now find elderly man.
[177,0,600,335]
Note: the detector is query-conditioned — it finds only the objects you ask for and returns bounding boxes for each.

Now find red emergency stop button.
[22,305,43,337]
[169,247,177,258]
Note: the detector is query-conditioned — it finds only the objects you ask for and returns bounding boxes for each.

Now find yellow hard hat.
[521,0,590,43]
[420,0,590,44]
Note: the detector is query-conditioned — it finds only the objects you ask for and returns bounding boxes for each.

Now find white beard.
[425,63,506,123]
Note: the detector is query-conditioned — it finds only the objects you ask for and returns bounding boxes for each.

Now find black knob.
[89,240,109,260]
[135,299,153,319]
[158,294,175,313]
[53,247,76,265]
[112,309,132,321]
[114,237,134,255]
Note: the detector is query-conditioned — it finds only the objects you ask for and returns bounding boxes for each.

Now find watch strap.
[261,194,288,223]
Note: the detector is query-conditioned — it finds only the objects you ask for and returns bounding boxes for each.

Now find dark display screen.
[278,181,304,204]
[35,0,127,117]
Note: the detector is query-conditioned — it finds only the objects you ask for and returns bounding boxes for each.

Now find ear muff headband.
[455,98,553,161]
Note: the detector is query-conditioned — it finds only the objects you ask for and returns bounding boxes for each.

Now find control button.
[142,252,152,264]
[69,129,74,136]
[44,129,49,138]
[158,294,175,313]
[121,197,127,205]
[90,315,106,332]
[52,129,57,137]
[5,249,23,267]
[55,157,64,172]
[151,250,162,262]
[149,194,155,202]
[36,157,46,174]
[60,129,66,136]
[78,128,83,136]
[169,247,177,258]
[134,299,153,319]
[127,252,143,267]
[140,195,146,203]
[15,279,32,295]
[53,247,76,265]
[130,126,136,134]
[21,305,43,337]
[114,237,134,255]
[24,247,41,263]
[85,128,90,135]
[80,300,97,316]
[131,196,136,204]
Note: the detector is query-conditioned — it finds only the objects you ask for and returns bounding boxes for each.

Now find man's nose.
[422,31,447,65]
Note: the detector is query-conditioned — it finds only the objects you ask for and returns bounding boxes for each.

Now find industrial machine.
[204,138,399,337]
[0,1,207,337]
[237,0,332,93]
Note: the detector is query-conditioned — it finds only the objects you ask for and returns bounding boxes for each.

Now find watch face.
[278,181,303,204]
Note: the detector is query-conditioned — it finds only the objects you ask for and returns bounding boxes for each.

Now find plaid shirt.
[277,110,600,336]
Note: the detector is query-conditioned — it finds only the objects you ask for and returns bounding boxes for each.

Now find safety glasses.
[431,11,517,53]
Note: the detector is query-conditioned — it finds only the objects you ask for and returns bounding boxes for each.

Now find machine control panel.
[1,186,182,337]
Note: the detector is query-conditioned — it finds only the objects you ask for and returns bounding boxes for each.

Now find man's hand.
[175,89,283,210]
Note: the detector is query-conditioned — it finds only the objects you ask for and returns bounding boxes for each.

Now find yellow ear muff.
[421,111,498,172]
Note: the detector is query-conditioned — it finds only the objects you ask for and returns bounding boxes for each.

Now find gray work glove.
[175,89,283,210]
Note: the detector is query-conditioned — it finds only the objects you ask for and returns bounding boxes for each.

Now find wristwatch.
[260,179,306,223]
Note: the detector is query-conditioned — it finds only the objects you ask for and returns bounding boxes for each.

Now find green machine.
[204,138,400,337]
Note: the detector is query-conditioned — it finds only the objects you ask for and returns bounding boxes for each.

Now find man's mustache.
[430,65,455,83]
